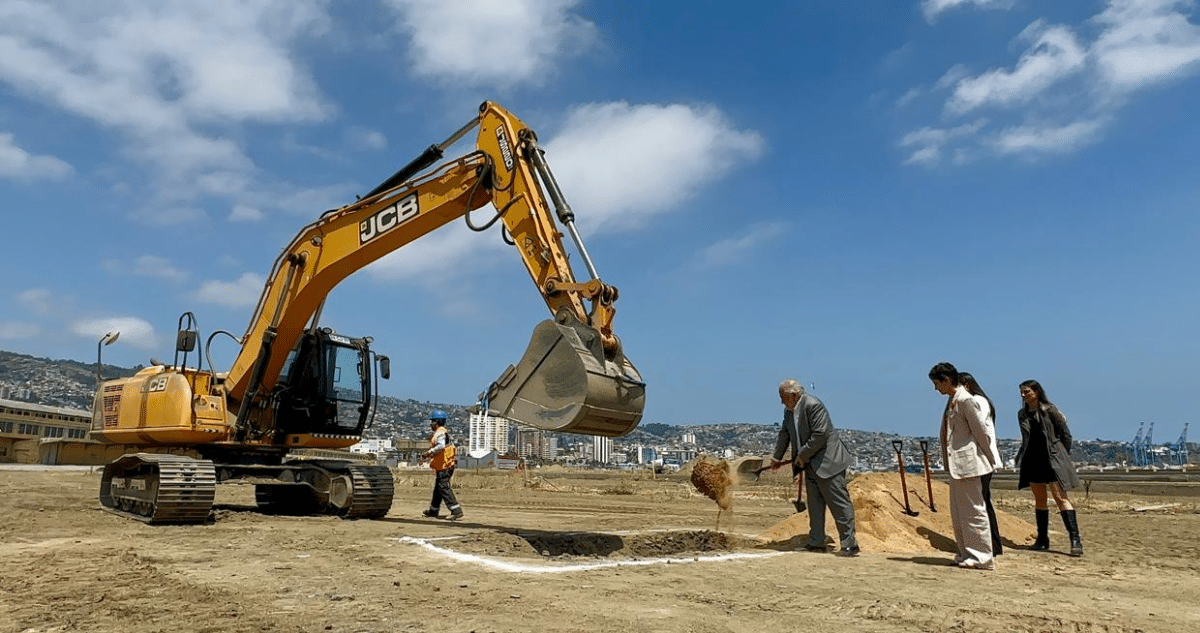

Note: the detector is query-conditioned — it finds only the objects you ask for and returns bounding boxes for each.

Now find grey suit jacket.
[772,393,852,479]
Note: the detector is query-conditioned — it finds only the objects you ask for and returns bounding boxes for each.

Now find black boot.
[1030,509,1050,551]
[1061,510,1083,557]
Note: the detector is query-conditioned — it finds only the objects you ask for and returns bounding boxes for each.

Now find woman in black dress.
[1016,379,1083,556]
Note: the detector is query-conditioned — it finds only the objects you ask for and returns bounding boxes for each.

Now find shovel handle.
[920,447,937,512]
[893,443,919,516]
[752,460,787,480]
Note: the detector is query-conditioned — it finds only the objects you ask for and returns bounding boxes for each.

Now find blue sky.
[2,0,1198,443]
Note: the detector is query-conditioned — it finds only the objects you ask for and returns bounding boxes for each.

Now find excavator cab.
[273,329,383,439]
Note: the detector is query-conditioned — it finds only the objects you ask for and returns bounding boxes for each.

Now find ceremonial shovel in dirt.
[751,461,807,513]
[892,440,920,517]
[791,469,807,513]
[919,440,937,512]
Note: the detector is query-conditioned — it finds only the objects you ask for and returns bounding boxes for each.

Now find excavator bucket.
[481,319,645,437]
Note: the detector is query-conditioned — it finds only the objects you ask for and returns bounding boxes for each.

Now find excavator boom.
[89,101,645,526]
[222,101,643,436]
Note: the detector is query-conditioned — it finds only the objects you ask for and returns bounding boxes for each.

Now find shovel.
[919,440,937,512]
[792,467,807,514]
[750,461,781,481]
[750,460,806,513]
[892,440,920,517]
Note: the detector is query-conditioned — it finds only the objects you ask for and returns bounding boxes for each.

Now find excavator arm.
[225,101,644,437]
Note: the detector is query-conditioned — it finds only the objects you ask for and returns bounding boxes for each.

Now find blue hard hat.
[430,409,448,421]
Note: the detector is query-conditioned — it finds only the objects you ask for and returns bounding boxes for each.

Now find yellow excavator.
[89,101,646,524]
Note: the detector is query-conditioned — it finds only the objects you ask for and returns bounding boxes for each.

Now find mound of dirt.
[756,472,1036,554]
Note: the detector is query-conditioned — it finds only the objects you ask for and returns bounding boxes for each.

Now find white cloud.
[0,322,41,339]
[946,22,1087,115]
[935,64,972,90]
[0,132,73,180]
[15,288,55,315]
[0,0,333,221]
[904,0,1200,165]
[989,118,1109,155]
[899,119,988,166]
[545,102,766,234]
[273,181,360,216]
[70,316,159,351]
[368,101,765,282]
[101,255,189,282]
[368,222,491,282]
[347,127,388,151]
[926,0,1012,22]
[1092,0,1200,93]
[127,204,210,226]
[194,272,266,308]
[229,205,265,222]
[384,0,599,87]
[895,87,923,108]
[695,223,788,269]
[923,0,1016,23]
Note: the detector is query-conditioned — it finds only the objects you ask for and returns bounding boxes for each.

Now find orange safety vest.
[428,427,457,471]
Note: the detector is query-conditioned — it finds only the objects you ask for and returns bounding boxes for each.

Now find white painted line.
[390,536,787,573]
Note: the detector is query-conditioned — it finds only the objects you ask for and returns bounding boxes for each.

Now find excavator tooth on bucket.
[480,318,645,437]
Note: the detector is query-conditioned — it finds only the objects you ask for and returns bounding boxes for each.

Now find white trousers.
[949,475,993,566]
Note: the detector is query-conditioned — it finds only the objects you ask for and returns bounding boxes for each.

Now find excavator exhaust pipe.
[481,318,645,437]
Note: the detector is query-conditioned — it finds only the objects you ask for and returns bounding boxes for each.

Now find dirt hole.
[441,529,760,560]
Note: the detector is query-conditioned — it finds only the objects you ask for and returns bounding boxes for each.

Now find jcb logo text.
[360,192,419,244]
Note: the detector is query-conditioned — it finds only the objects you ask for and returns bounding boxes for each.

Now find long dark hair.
[928,361,959,384]
[958,372,995,421]
[1019,379,1052,407]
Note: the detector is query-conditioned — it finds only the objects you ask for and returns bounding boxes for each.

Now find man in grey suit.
[770,378,860,556]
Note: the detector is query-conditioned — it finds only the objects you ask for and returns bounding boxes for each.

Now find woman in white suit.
[959,372,1004,555]
[929,362,998,570]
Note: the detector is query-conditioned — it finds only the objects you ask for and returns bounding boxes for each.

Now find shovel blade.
[480,319,645,437]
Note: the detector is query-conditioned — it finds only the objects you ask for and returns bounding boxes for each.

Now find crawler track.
[342,463,395,519]
[100,455,394,524]
[99,454,216,524]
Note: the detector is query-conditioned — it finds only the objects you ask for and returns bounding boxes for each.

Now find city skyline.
[2,1,1199,446]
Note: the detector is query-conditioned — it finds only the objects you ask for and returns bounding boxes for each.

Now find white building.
[469,411,510,455]
[516,428,557,460]
[350,438,393,454]
[632,444,656,464]
[591,435,612,464]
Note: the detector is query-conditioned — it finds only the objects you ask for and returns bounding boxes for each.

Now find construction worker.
[421,410,463,521]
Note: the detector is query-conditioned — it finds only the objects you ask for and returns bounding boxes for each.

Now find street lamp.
[96,331,120,383]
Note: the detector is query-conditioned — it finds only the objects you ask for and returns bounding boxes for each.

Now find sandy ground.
[2,465,1198,633]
